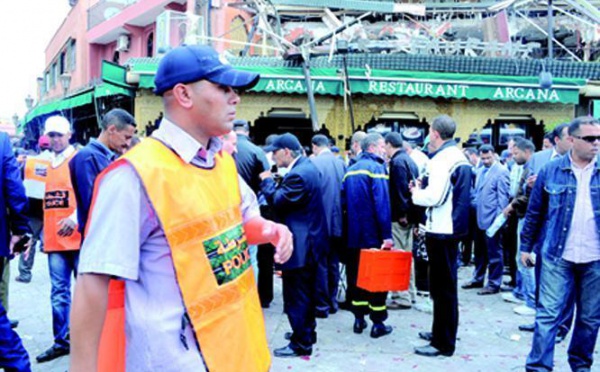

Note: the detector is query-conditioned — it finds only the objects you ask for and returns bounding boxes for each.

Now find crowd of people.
[0,44,599,372]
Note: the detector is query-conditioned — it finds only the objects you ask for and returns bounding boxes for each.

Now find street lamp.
[25,95,34,111]
[60,73,72,97]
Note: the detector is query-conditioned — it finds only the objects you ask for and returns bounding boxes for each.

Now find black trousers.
[459,206,476,265]
[257,243,274,307]
[426,235,459,353]
[282,264,317,350]
[346,249,388,323]
[315,237,341,314]
[503,215,518,286]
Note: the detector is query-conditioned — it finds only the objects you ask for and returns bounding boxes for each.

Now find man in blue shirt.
[521,117,600,371]
[69,108,136,237]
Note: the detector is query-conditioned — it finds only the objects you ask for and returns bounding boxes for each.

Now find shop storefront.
[128,60,585,149]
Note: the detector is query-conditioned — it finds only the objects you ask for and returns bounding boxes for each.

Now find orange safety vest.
[43,151,81,252]
[23,156,50,199]
[96,138,271,372]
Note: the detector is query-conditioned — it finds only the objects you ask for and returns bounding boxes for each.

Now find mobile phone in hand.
[525,257,535,268]
[12,234,31,254]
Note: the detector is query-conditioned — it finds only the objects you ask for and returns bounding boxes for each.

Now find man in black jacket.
[384,132,420,310]
[232,120,274,307]
[260,133,328,358]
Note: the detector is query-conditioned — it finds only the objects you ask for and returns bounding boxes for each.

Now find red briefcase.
[357,249,412,292]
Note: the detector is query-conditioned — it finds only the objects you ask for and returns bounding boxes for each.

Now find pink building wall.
[42,0,186,103]
[43,1,90,100]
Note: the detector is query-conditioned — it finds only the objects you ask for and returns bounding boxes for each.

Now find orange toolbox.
[357,249,412,292]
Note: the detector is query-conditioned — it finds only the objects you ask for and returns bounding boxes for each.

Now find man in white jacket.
[410,115,472,357]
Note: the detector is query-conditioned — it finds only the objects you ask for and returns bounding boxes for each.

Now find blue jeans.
[515,219,536,309]
[0,299,30,371]
[47,251,79,348]
[526,258,600,371]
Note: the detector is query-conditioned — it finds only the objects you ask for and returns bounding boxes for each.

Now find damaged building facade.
[126,0,600,149]
[26,0,600,150]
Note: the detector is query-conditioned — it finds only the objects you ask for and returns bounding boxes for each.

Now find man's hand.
[9,235,32,256]
[526,175,537,189]
[261,221,293,264]
[409,179,421,194]
[381,239,394,250]
[259,170,272,181]
[58,218,77,237]
[520,252,535,267]
[503,204,513,217]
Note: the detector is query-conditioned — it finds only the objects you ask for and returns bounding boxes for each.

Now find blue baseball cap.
[263,133,302,152]
[153,45,260,95]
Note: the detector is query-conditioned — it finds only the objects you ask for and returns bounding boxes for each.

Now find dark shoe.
[519,323,535,332]
[477,287,500,295]
[9,319,18,329]
[36,345,70,363]
[353,318,368,334]
[370,324,393,339]
[461,281,484,289]
[338,301,352,311]
[15,276,31,283]
[414,344,453,357]
[418,331,433,341]
[284,332,317,344]
[273,344,312,358]
[315,310,329,319]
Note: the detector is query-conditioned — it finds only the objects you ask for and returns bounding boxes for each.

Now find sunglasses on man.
[572,135,600,144]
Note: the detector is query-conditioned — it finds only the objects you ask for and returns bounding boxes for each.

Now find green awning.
[25,79,133,124]
[102,61,129,87]
[94,82,134,98]
[138,74,156,90]
[25,91,94,122]
[130,63,585,104]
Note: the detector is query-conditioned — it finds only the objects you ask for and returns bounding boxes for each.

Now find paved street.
[7,254,598,371]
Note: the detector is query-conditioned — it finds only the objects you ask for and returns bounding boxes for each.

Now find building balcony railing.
[88,0,139,30]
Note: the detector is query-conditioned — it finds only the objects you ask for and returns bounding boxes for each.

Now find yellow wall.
[134,90,575,146]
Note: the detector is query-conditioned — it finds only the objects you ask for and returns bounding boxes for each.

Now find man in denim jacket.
[521,117,600,372]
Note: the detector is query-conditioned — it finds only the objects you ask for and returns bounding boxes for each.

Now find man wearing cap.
[34,116,81,363]
[259,132,328,357]
[70,45,293,372]
[69,108,136,239]
[233,119,273,307]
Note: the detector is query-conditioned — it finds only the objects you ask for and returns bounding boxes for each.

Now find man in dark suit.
[233,119,274,307]
[0,132,32,371]
[462,144,510,294]
[260,133,328,358]
[310,134,346,317]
